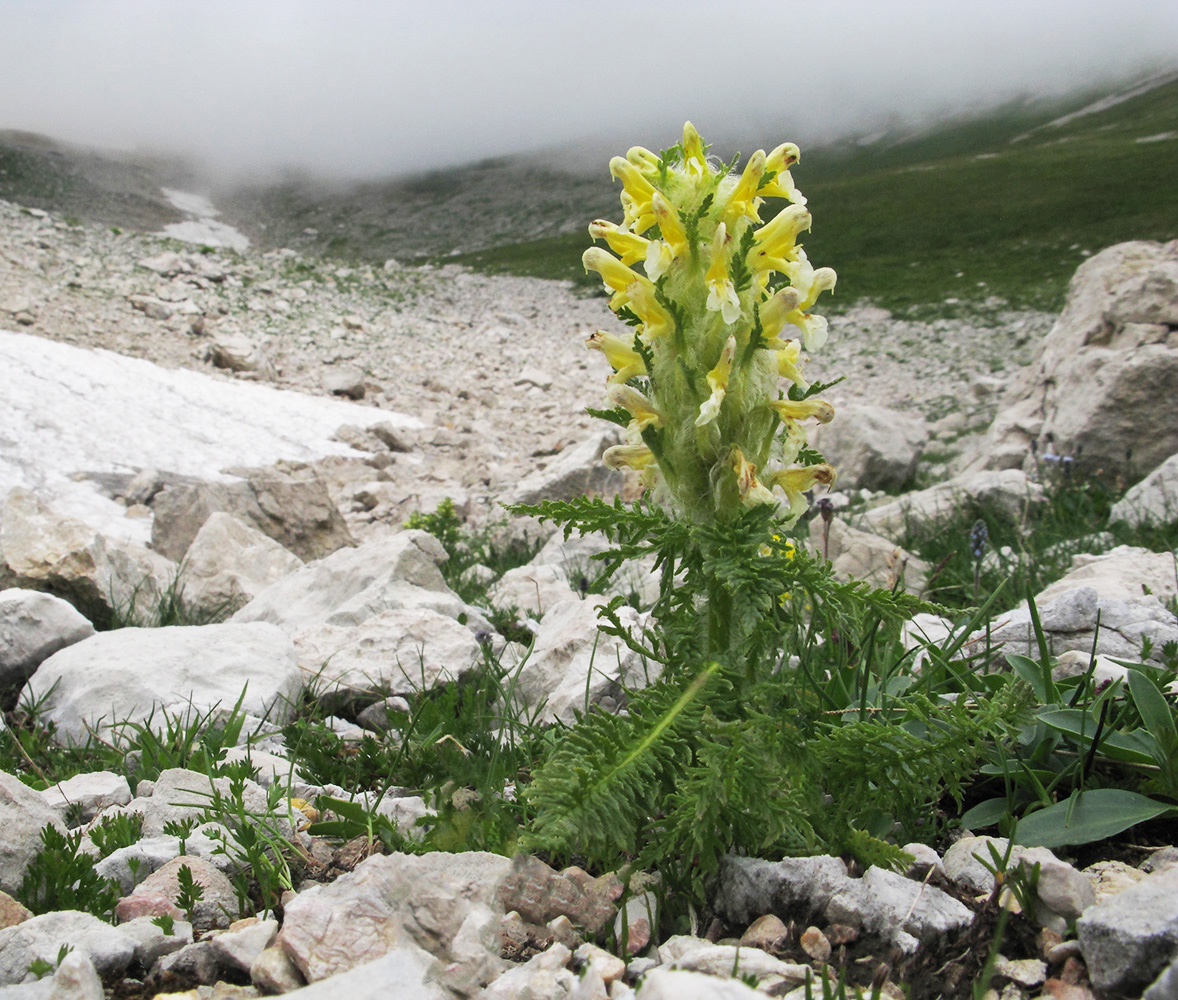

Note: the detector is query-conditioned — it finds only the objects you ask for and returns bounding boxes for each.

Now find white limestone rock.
[809,517,929,594]
[0,489,177,626]
[487,564,579,617]
[178,511,303,616]
[0,770,67,896]
[810,402,928,491]
[1035,545,1178,606]
[859,469,1044,542]
[973,241,1178,480]
[39,770,131,825]
[518,598,660,724]
[293,608,483,705]
[1111,452,1178,528]
[0,587,94,692]
[504,430,624,506]
[21,622,300,745]
[0,910,135,986]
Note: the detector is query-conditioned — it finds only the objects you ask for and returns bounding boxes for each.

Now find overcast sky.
[4,0,1178,179]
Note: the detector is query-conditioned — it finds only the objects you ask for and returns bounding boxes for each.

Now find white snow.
[158,188,251,251]
[0,329,423,540]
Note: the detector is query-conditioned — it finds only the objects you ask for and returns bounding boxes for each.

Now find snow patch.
[158,188,250,252]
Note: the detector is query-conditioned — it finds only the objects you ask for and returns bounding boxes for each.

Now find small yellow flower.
[681,121,709,179]
[626,278,675,339]
[608,384,663,430]
[651,191,689,258]
[768,398,836,424]
[775,340,808,389]
[610,157,658,232]
[731,447,776,507]
[603,441,657,470]
[751,204,812,275]
[761,142,806,206]
[768,464,837,521]
[722,149,767,224]
[696,335,736,427]
[582,246,646,297]
[588,219,650,267]
[586,330,647,384]
[704,223,741,324]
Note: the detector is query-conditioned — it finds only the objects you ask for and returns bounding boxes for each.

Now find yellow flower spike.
[730,448,776,508]
[775,340,809,389]
[724,149,767,223]
[607,383,663,431]
[682,121,710,179]
[768,398,836,424]
[626,279,675,339]
[651,191,688,257]
[588,219,650,267]
[704,223,741,324]
[586,330,647,383]
[603,441,657,471]
[762,142,807,206]
[583,246,645,295]
[759,286,805,341]
[696,335,736,427]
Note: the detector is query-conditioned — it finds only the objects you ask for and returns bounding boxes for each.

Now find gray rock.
[232,530,447,629]
[660,937,811,989]
[823,865,974,951]
[22,622,300,744]
[486,564,578,617]
[481,942,575,1000]
[1036,545,1178,607]
[1146,954,1178,1000]
[1111,452,1178,528]
[293,609,482,707]
[114,855,239,931]
[859,469,1044,542]
[178,511,303,617]
[973,585,1178,668]
[943,836,1008,895]
[39,771,131,825]
[264,947,450,1000]
[323,366,367,400]
[504,430,624,506]
[112,915,192,969]
[0,910,135,986]
[808,518,928,594]
[0,588,94,693]
[277,850,512,986]
[974,240,1178,482]
[1077,865,1178,996]
[205,329,275,377]
[250,944,306,993]
[809,403,928,491]
[713,855,851,925]
[96,831,230,893]
[518,598,660,725]
[635,968,768,999]
[0,770,66,896]
[149,461,354,563]
[207,917,278,973]
[0,950,105,1000]
[0,489,177,627]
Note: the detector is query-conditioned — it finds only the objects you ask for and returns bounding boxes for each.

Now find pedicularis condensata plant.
[584,122,838,525]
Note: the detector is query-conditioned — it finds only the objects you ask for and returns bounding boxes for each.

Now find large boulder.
[0,588,95,694]
[21,622,300,744]
[148,461,354,563]
[974,241,1178,483]
[0,489,176,626]
[502,429,624,506]
[809,403,928,491]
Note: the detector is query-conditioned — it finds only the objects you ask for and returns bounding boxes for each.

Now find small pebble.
[800,926,832,963]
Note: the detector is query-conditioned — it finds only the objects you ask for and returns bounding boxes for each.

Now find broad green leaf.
[1128,668,1178,748]
[1007,653,1053,704]
[1037,708,1157,765]
[960,797,1010,830]
[1015,789,1178,848]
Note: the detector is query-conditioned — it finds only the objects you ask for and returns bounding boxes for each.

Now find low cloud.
[4,0,1178,179]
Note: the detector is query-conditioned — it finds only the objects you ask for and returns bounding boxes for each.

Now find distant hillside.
[2,68,1175,316]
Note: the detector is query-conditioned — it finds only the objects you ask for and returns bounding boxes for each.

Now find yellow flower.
[768,398,836,424]
[586,330,647,383]
[603,441,657,470]
[761,142,806,206]
[775,340,808,389]
[759,286,804,341]
[583,246,646,297]
[730,448,776,507]
[610,157,657,233]
[626,278,675,339]
[752,204,812,275]
[722,149,767,224]
[651,191,689,258]
[696,335,736,427]
[588,219,649,267]
[608,384,663,430]
[704,223,741,324]
[681,121,710,180]
[768,464,837,521]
